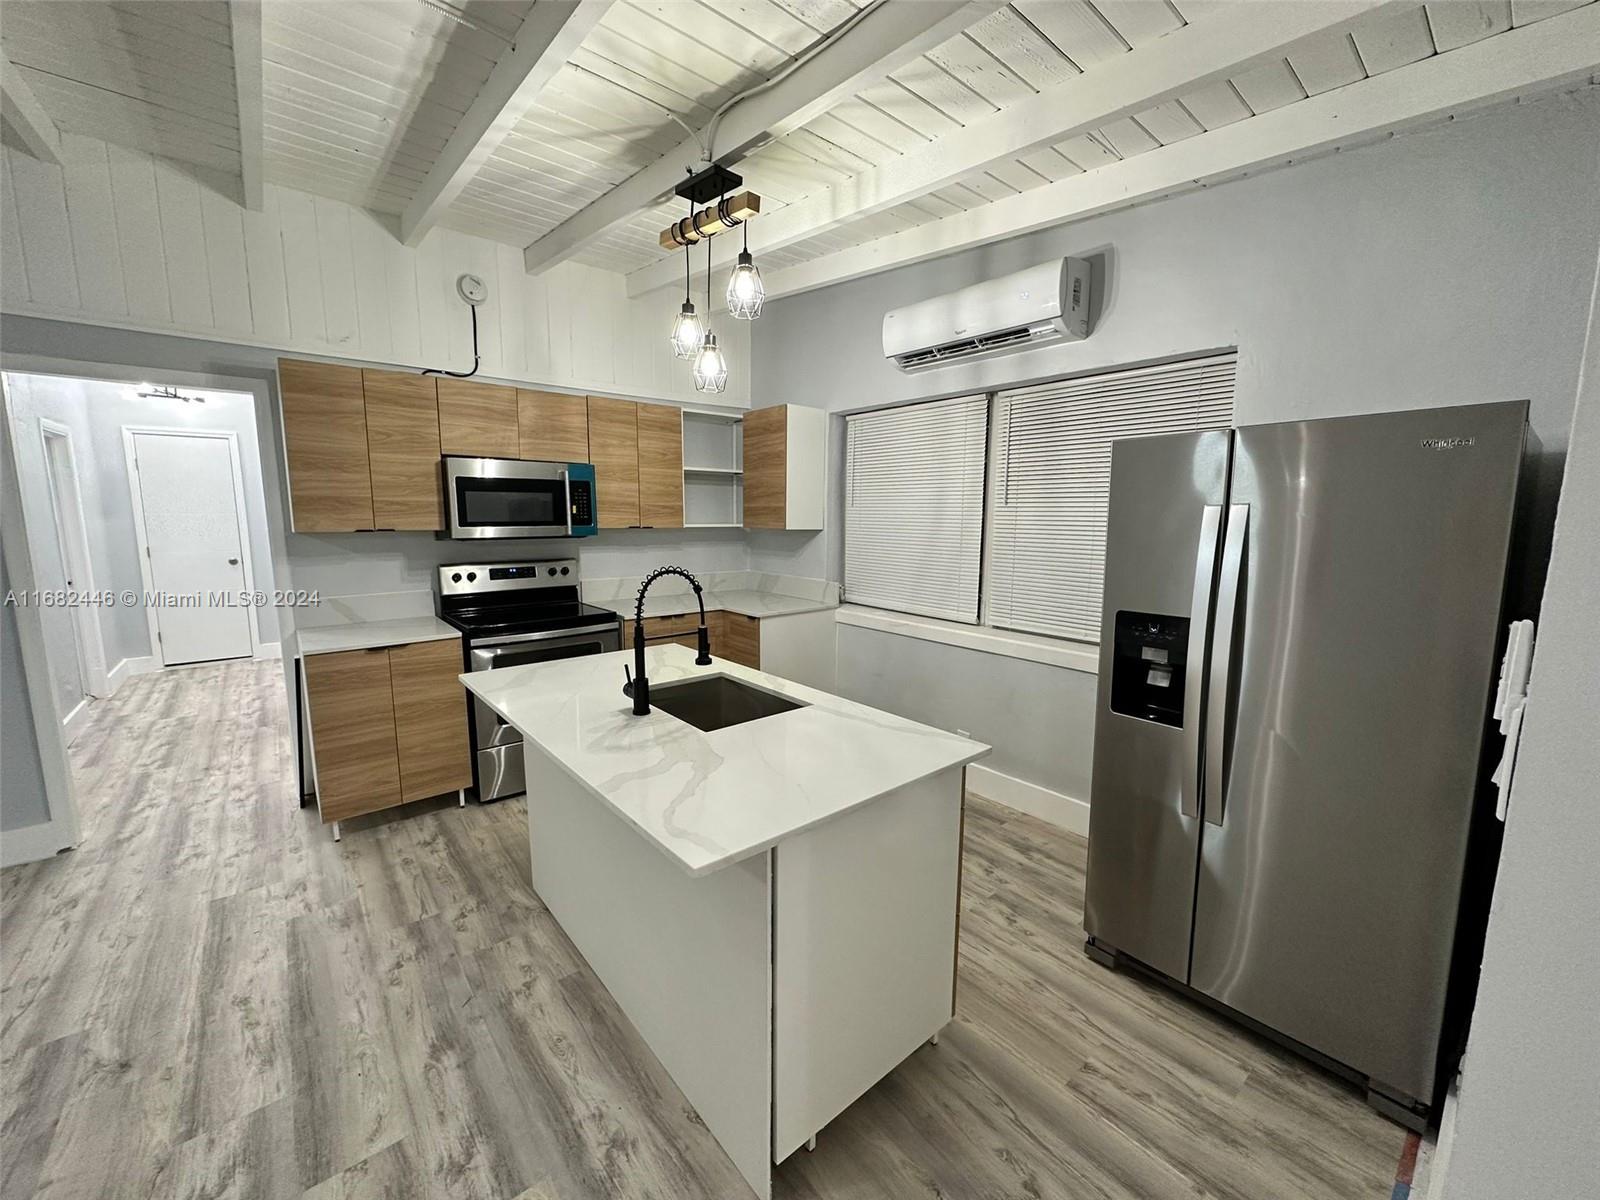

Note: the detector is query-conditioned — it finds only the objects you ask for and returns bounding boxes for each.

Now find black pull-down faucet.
[623,565,713,715]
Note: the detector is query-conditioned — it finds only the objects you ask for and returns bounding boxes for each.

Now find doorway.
[37,420,106,734]
[125,429,258,666]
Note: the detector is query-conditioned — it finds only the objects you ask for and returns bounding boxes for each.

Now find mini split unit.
[882,258,1093,371]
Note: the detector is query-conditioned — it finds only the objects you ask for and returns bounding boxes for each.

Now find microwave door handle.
[559,468,572,536]
[1204,503,1249,828]
[1182,505,1223,819]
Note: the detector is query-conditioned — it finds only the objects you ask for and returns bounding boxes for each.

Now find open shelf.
[682,409,743,526]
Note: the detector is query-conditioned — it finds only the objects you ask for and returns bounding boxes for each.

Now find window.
[844,395,988,622]
[841,353,1237,647]
[985,354,1237,641]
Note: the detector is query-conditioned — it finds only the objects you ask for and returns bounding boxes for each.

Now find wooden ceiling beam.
[623,0,1417,298]
[0,55,61,165]
[400,0,616,247]
[521,0,1005,276]
[754,2,1600,300]
[229,1,264,210]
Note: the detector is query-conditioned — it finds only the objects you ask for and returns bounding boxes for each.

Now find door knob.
[227,557,239,565]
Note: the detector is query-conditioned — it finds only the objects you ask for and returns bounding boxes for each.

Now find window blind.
[985,354,1236,642]
[845,395,989,623]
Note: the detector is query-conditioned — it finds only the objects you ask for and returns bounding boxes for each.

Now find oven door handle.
[470,622,621,651]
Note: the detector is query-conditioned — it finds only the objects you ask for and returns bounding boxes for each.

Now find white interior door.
[132,432,253,666]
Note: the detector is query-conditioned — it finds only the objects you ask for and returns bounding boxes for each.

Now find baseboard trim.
[61,699,91,742]
[966,763,1090,837]
[106,655,160,695]
[0,820,76,868]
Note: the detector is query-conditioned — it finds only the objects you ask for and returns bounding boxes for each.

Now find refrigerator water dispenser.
[1109,611,1189,727]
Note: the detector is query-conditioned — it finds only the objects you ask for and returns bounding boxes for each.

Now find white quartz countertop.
[296,616,460,656]
[462,644,989,877]
[633,589,837,620]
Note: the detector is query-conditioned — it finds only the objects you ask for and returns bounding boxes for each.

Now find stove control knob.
[451,572,462,583]
[466,572,477,582]
[560,567,570,576]
[548,567,558,576]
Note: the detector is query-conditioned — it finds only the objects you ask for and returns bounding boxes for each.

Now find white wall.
[1439,239,1600,1200]
[752,88,1600,806]
[0,132,750,408]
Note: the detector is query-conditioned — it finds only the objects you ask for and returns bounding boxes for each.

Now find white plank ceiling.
[2,0,1595,285]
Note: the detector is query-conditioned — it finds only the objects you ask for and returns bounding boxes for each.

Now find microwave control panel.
[570,481,594,526]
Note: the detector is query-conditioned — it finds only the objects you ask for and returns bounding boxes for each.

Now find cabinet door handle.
[228,557,239,565]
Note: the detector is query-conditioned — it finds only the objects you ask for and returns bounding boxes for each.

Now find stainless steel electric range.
[436,559,621,802]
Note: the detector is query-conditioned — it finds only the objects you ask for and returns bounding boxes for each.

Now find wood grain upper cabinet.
[362,369,443,530]
[304,647,402,823]
[389,638,472,803]
[743,404,826,531]
[636,402,684,529]
[278,358,374,531]
[518,389,590,462]
[437,379,518,459]
[587,396,640,528]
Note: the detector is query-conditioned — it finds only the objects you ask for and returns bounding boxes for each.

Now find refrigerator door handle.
[1205,503,1249,827]
[1182,505,1224,819]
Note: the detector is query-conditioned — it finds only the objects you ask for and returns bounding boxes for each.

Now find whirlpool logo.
[1420,436,1476,450]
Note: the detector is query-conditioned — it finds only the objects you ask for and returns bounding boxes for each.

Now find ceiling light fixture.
[726,217,763,320]
[670,202,703,360]
[137,384,205,403]
[692,238,728,394]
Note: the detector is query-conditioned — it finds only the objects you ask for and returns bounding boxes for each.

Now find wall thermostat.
[457,273,488,305]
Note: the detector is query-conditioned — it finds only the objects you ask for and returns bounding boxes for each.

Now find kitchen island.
[462,644,988,1199]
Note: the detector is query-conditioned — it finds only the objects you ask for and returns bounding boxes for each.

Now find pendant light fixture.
[669,199,703,359]
[693,237,729,394]
[725,217,764,320]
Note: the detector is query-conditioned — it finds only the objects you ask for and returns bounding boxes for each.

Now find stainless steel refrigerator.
[1084,399,1526,1130]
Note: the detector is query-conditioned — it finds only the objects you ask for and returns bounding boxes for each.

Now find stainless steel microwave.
[443,456,598,539]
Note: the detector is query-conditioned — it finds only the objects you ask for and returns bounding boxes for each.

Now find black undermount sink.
[649,675,807,733]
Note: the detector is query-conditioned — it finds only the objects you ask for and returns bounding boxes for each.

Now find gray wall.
[1,540,50,832]
[753,89,1600,801]
[1441,243,1600,1200]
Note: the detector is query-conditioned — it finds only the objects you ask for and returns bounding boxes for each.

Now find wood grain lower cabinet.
[637,401,684,528]
[587,396,640,528]
[389,639,473,803]
[305,638,471,825]
[279,359,374,531]
[518,389,590,462]
[720,613,761,669]
[363,369,443,530]
[438,379,518,458]
[304,648,404,823]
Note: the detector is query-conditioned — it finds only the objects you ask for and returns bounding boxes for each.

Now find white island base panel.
[528,754,964,1200]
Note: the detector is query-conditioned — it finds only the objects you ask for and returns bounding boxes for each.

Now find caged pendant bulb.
[692,330,729,394]
[726,249,764,319]
[726,221,764,319]
[670,300,703,360]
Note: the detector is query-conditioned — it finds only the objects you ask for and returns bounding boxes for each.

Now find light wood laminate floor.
[2,661,1411,1199]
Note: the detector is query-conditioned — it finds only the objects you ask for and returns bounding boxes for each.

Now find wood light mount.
[660,163,761,250]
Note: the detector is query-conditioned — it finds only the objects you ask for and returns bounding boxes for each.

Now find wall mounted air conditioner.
[882,258,1092,372]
